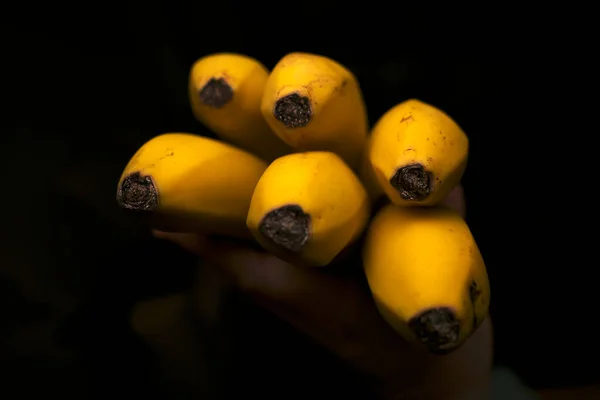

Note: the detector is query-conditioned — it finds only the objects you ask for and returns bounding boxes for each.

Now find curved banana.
[189,53,292,162]
[365,99,468,206]
[247,151,370,267]
[363,204,490,354]
[116,133,267,238]
[260,52,368,170]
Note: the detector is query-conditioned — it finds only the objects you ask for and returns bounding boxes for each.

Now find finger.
[201,239,410,370]
[151,231,311,322]
[442,185,466,217]
[150,232,345,325]
[201,238,300,300]
[203,240,467,390]
[153,227,492,397]
[152,230,208,255]
[150,230,299,301]
[203,239,494,396]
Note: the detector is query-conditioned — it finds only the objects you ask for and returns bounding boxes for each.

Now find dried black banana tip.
[274,93,312,128]
[408,307,460,354]
[469,280,480,304]
[198,77,233,108]
[469,280,481,328]
[258,204,311,252]
[117,172,159,211]
[390,163,431,201]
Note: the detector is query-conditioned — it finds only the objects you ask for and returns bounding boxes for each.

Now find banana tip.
[198,77,233,108]
[274,93,312,128]
[408,307,460,354]
[117,172,159,212]
[390,163,432,201]
[469,280,481,303]
[258,204,311,252]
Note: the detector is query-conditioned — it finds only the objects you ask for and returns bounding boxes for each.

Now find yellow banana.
[363,204,490,354]
[189,53,292,162]
[247,151,370,267]
[365,99,468,206]
[116,133,267,238]
[260,52,368,170]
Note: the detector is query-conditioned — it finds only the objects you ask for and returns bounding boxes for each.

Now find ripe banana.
[365,99,468,206]
[247,151,370,267]
[363,204,490,354]
[189,53,292,162]
[116,133,267,238]
[260,52,368,170]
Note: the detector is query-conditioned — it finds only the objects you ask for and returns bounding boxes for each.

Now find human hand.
[153,186,493,400]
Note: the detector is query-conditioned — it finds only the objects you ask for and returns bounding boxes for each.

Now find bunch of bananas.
[116,52,490,355]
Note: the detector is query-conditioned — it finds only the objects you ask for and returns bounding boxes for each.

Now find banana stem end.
[258,204,311,253]
[389,163,432,201]
[274,93,312,128]
[117,172,159,212]
[198,77,234,109]
[408,307,460,354]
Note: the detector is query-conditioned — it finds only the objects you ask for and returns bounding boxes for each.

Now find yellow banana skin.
[247,151,370,267]
[260,52,368,170]
[366,99,468,206]
[363,204,490,354]
[189,53,292,162]
[116,133,267,238]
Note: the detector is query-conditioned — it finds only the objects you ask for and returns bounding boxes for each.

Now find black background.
[2,2,592,398]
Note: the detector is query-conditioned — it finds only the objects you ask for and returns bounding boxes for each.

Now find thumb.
[152,230,210,254]
[201,237,307,305]
[150,231,303,303]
